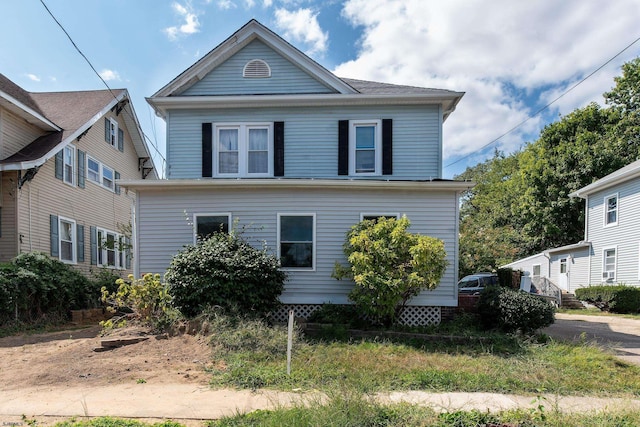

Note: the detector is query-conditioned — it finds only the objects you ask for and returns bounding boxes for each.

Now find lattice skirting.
[272,304,441,326]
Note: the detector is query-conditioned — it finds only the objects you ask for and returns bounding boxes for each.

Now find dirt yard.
[0,324,214,391]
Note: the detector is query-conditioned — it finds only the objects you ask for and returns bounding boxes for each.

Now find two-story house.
[504,158,640,294]
[0,73,156,276]
[123,20,471,325]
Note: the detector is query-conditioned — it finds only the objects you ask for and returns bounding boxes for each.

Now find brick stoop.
[561,292,585,309]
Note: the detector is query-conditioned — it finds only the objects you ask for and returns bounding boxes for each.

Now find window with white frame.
[602,246,617,281]
[97,228,124,268]
[215,124,272,176]
[107,118,118,147]
[194,213,231,242]
[350,120,381,175]
[59,217,76,263]
[63,145,75,185]
[605,194,618,226]
[278,214,315,269]
[532,264,541,279]
[87,156,115,191]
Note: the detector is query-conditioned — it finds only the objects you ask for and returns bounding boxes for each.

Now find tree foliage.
[333,216,448,326]
[459,57,640,275]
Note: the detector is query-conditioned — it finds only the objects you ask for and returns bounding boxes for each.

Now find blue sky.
[2,0,640,178]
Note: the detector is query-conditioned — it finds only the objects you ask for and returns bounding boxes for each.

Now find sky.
[2,0,640,179]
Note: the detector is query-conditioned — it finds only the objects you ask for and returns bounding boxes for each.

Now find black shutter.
[125,237,131,270]
[338,120,349,175]
[77,224,85,262]
[90,226,97,265]
[117,128,124,152]
[382,119,393,175]
[77,149,86,188]
[104,118,110,142]
[50,215,59,257]
[274,121,285,176]
[114,171,121,195]
[55,150,63,180]
[202,123,212,177]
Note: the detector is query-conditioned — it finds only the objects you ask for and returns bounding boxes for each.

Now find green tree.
[333,216,448,326]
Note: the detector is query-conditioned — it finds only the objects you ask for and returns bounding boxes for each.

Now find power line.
[446,34,640,169]
[39,0,166,176]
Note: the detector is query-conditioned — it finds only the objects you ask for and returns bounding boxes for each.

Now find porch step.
[561,292,585,309]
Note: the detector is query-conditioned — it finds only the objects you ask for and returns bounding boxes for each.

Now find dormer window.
[243,59,271,78]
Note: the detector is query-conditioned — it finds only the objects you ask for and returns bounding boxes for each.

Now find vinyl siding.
[503,253,550,280]
[181,39,334,96]
[136,186,460,306]
[0,171,18,262]
[548,249,590,292]
[15,111,139,276]
[166,105,442,180]
[586,177,640,286]
[0,107,47,160]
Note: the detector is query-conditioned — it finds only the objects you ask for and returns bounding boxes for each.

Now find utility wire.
[446,34,640,169]
[39,0,166,176]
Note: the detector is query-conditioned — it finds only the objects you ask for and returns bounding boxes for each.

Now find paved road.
[543,313,640,365]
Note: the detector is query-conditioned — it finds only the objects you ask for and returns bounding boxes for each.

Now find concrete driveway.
[543,313,640,366]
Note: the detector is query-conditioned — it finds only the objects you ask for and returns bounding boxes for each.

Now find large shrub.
[165,231,286,318]
[0,252,98,323]
[333,216,448,326]
[575,285,640,313]
[477,286,555,334]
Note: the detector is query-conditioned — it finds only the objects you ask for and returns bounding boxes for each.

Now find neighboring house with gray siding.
[0,73,156,276]
[122,20,472,325]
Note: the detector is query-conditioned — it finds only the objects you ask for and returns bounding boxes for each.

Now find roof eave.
[570,166,640,198]
[0,91,61,131]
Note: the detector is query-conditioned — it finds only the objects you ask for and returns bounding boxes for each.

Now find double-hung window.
[97,228,123,269]
[107,118,118,147]
[215,123,272,177]
[602,246,617,281]
[193,213,231,242]
[87,156,115,191]
[605,194,618,226]
[59,217,76,263]
[349,120,381,175]
[278,214,315,270]
[63,145,75,185]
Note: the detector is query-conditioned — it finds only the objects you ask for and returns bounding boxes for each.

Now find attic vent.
[243,59,271,78]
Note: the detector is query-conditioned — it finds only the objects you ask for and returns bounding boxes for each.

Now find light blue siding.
[587,177,640,286]
[166,105,442,180]
[136,186,459,306]
[181,39,335,96]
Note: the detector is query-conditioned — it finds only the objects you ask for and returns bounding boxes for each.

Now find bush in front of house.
[0,252,99,323]
[165,231,286,318]
[477,286,555,334]
[575,285,640,313]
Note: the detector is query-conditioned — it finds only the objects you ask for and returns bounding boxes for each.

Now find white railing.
[532,277,562,306]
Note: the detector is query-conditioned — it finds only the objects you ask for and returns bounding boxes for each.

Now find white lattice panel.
[273,304,441,326]
[272,304,321,323]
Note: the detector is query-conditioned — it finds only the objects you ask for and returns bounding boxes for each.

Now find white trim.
[96,227,125,269]
[87,155,116,192]
[360,213,400,221]
[277,213,316,271]
[58,216,77,264]
[192,212,232,243]
[602,245,617,282]
[62,144,76,187]
[349,119,382,176]
[604,193,618,227]
[0,90,60,131]
[532,264,541,279]
[213,122,273,177]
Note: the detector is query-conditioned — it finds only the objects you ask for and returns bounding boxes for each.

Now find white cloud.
[26,74,40,82]
[263,0,273,6]
[217,0,236,10]
[99,69,121,81]
[164,2,201,41]
[244,0,255,8]
[274,8,328,56]
[334,0,640,167]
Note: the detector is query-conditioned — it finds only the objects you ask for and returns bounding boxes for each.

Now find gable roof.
[0,74,156,177]
[148,20,464,121]
[570,158,640,198]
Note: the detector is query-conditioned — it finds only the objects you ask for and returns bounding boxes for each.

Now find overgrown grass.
[206,314,640,397]
[52,418,182,427]
[0,314,71,338]
[557,307,640,319]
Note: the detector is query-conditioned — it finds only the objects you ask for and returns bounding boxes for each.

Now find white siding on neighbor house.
[181,39,334,96]
[166,105,442,180]
[586,176,640,286]
[503,253,550,280]
[548,248,590,292]
[1,107,47,160]
[136,186,460,306]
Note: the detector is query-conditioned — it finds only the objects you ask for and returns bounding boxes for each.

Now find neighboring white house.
[121,20,472,325]
[505,158,640,292]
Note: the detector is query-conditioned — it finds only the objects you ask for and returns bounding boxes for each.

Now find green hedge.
[477,286,555,334]
[575,285,640,313]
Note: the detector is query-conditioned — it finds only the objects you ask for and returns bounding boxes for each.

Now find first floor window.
[97,228,123,268]
[278,214,315,269]
[59,218,76,263]
[603,247,616,281]
[194,214,231,241]
[532,264,541,278]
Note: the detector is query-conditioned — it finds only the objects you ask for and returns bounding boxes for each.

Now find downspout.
[584,195,591,285]
[28,182,32,252]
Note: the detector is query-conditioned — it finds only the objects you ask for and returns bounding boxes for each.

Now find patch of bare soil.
[0,324,213,391]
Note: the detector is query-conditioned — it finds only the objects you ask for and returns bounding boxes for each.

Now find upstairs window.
[87,156,116,192]
[605,194,618,226]
[107,118,118,147]
[215,123,272,177]
[349,120,381,175]
[243,59,271,78]
[63,145,75,185]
